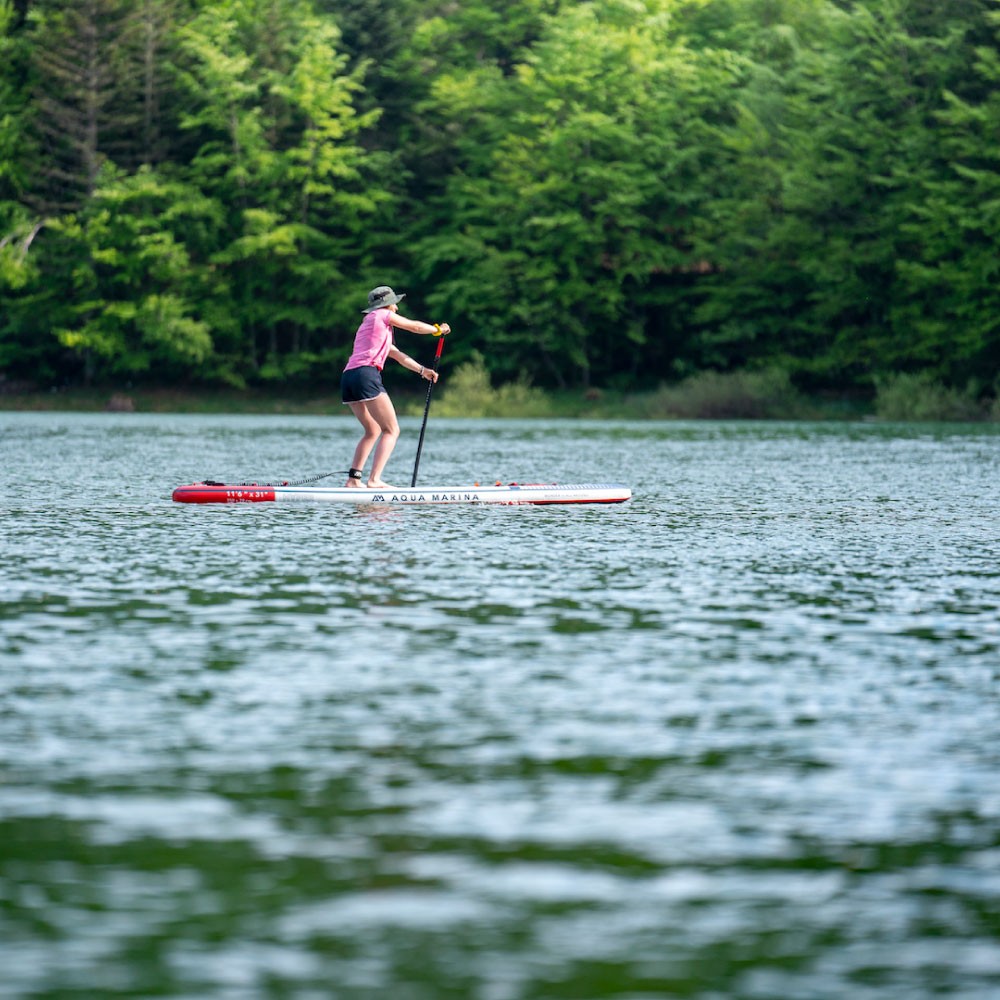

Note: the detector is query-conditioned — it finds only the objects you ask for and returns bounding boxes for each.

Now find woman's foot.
[344,478,363,488]
[367,480,393,489]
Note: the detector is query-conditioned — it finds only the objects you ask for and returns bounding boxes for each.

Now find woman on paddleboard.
[341,285,450,488]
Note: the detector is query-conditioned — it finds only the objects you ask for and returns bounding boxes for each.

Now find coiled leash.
[202,470,348,488]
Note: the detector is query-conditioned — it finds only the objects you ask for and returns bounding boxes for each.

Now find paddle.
[411,332,446,487]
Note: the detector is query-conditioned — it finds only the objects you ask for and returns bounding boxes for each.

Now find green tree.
[890,0,1000,389]
[0,0,33,201]
[176,0,382,383]
[415,0,747,389]
[47,166,222,382]
[26,0,145,211]
[688,0,995,393]
[1,1,52,377]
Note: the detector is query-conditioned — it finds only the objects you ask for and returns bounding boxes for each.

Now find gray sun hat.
[362,285,406,313]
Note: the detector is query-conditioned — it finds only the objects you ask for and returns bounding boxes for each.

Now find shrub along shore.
[2,360,997,423]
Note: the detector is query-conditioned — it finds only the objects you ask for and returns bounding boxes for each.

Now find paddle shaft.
[411,334,446,487]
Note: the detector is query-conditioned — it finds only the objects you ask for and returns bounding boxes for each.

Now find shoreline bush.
[631,368,809,420]
[873,373,988,422]
[420,353,553,419]
[3,369,999,423]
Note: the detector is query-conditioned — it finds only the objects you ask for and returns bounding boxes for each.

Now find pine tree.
[26,0,182,211]
[28,0,127,210]
[124,0,185,167]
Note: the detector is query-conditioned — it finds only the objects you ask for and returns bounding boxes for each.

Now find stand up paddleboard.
[172,481,631,506]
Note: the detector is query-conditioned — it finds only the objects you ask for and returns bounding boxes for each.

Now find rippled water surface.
[2,412,999,999]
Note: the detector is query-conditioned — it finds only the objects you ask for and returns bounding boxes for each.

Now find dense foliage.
[1,0,998,398]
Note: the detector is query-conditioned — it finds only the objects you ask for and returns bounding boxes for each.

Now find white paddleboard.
[172,481,631,506]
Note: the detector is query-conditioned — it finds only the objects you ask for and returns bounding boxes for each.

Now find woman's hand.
[419,366,439,383]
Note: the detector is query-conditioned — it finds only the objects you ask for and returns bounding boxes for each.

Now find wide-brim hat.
[363,285,406,313]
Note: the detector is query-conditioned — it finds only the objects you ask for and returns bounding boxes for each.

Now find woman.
[341,285,451,488]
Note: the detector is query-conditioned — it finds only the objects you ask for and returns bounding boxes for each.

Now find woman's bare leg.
[345,400,381,486]
[365,393,400,487]
[345,394,399,487]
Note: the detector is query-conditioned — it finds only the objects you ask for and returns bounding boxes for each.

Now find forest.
[1,0,998,408]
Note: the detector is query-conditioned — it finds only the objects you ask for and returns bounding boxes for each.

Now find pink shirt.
[345,309,394,371]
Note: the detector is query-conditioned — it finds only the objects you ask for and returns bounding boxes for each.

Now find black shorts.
[341,365,385,404]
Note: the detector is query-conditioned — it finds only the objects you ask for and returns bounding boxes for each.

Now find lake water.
[2,412,999,999]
